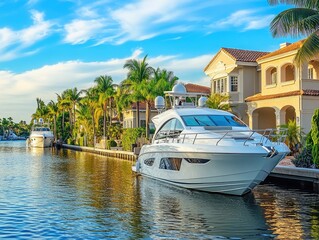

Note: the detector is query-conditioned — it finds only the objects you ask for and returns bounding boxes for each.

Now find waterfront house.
[246,41,319,133]
[122,83,211,129]
[204,48,269,124]
[204,41,319,133]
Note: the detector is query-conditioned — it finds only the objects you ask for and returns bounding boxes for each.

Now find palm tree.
[268,0,319,64]
[76,103,92,146]
[82,87,99,147]
[206,93,231,111]
[47,100,59,140]
[56,92,68,140]
[142,68,178,137]
[94,75,115,142]
[114,83,132,123]
[123,55,154,128]
[63,88,82,136]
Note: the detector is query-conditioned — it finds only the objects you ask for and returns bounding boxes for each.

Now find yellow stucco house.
[205,41,319,133]
[204,47,269,124]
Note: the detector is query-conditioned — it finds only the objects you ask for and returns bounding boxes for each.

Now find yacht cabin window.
[144,158,155,166]
[155,118,184,140]
[159,158,182,171]
[181,115,246,127]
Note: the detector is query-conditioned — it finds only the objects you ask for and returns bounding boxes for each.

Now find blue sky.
[0,0,297,121]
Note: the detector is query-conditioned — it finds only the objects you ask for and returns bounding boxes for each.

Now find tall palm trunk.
[136,101,140,128]
[53,115,57,141]
[103,105,106,149]
[146,101,150,139]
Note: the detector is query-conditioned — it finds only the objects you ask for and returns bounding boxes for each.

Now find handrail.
[154,128,288,146]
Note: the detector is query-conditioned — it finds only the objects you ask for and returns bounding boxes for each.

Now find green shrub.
[77,137,84,146]
[106,139,117,149]
[293,147,314,168]
[122,128,145,151]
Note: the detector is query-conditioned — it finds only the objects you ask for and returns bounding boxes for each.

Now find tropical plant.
[47,100,58,140]
[279,119,302,154]
[206,93,231,111]
[94,75,115,142]
[63,88,82,138]
[310,109,319,166]
[268,0,319,64]
[122,128,145,151]
[76,103,92,146]
[82,87,99,147]
[123,55,154,128]
[141,68,178,138]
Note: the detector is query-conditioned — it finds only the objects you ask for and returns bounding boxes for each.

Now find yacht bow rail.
[156,128,288,146]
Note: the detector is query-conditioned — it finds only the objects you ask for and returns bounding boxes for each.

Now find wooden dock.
[62,144,137,161]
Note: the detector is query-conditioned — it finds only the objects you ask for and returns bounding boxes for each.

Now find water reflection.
[1,141,319,239]
[135,178,273,239]
[254,184,319,240]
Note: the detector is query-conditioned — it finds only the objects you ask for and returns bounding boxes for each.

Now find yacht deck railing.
[155,128,288,146]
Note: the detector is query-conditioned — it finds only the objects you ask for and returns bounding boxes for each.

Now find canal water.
[1,141,319,239]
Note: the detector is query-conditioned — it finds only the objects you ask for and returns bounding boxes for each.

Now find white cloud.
[0,50,212,121]
[62,0,216,45]
[64,19,106,44]
[208,9,274,32]
[0,10,54,61]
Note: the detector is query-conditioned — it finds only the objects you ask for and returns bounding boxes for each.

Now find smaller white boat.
[27,119,54,148]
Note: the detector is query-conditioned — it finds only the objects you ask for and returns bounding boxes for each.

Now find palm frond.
[295,32,319,63]
[270,8,318,37]
[268,0,319,9]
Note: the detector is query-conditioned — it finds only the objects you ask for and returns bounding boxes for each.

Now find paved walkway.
[278,156,295,167]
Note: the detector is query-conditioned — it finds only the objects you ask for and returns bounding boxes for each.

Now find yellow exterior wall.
[259,54,301,95]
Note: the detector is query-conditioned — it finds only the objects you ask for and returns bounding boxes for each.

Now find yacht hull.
[28,135,54,148]
[136,144,288,196]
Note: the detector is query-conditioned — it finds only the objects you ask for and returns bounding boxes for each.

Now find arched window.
[281,64,295,82]
[308,60,319,79]
[266,67,277,85]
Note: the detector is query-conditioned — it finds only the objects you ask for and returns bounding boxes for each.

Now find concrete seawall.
[62,144,137,161]
[268,166,319,193]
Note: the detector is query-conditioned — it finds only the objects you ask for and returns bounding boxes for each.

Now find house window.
[213,78,227,93]
[230,76,238,92]
[308,67,314,79]
[140,120,146,127]
[266,67,277,85]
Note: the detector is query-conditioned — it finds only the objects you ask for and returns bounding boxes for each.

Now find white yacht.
[132,84,290,196]
[27,119,54,148]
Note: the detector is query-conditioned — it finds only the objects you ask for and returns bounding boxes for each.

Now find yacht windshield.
[181,115,246,127]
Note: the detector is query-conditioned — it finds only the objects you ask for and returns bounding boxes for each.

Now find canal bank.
[62,144,137,161]
[62,144,319,193]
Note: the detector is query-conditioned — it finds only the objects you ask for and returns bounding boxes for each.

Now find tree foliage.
[268,0,319,64]
[206,93,231,111]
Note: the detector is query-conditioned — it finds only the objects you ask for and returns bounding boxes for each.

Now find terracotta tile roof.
[257,39,305,61]
[302,89,319,96]
[185,83,211,94]
[131,101,155,110]
[204,48,269,71]
[245,89,319,102]
[222,48,269,62]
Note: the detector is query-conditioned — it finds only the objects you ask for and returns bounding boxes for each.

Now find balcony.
[302,79,319,90]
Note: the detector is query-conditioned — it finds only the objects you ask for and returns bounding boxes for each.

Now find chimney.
[280,42,291,49]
